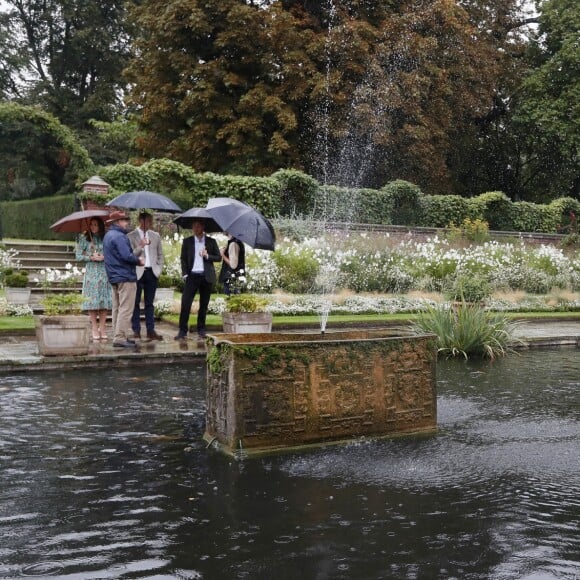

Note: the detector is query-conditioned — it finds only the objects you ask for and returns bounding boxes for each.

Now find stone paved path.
[0,318,578,373]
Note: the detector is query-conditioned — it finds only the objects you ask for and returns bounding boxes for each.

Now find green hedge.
[271,169,319,216]
[1,195,76,240]
[422,195,471,227]
[1,153,569,240]
[94,159,282,218]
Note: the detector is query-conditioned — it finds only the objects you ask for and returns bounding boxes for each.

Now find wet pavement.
[0,318,578,373]
[0,320,208,372]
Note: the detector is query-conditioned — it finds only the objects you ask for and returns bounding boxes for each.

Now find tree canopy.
[0,0,578,202]
[2,0,132,129]
[0,102,94,201]
[126,0,534,194]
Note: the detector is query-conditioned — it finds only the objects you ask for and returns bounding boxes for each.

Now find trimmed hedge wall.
[2,153,578,240]
[1,195,75,240]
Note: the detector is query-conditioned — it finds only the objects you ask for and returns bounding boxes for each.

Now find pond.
[0,350,578,579]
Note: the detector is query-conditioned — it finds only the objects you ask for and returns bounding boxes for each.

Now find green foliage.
[550,197,580,232]
[95,160,282,218]
[126,1,517,194]
[4,269,28,288]
[0,195,76,240]
[215,175,282,218]
[509,201,559,233]
[448,274,491,303]
[472,192,513,230]
[464,218,489,242]
[0,103,94,201]
[98,163,153,193]
[271,169,319,216]
[77,191,115,207]
[41,293,84,315]
[511,0,580,201]
[423,195,471,228]
[83,118,141,166]
[157,274,175,288]
[3,0,132,130]
[273,248,319,294]
[224,294,269,313]
[381,181,424,226]
[412,304,519,360]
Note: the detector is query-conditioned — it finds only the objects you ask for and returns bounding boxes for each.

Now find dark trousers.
[178,274,212,335]
[132,268,158,334]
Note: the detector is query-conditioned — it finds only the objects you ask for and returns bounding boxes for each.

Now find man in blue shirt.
[103,210,144,348]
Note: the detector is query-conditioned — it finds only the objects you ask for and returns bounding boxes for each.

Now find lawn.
[3,310,578,335]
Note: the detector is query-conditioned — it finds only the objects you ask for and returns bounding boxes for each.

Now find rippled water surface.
[0,350,579,579]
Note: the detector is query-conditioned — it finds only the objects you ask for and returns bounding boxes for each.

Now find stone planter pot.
[222,312,273,334]
[35,315,91,356]
[205,328,437,455]
[155,288,174,303]
[5,287,32,305]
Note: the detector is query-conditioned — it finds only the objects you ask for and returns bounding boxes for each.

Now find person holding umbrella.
[103,211,144,348]
[174,219,221,340]
[219,232,245,295]
[75,216,112,341]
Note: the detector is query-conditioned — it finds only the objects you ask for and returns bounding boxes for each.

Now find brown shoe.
[133,332,141,340]
[147,331,163,341]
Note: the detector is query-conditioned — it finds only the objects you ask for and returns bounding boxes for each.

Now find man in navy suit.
[174,219,221,340]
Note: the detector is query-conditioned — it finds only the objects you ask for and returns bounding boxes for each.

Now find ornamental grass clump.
[412,303,521,360]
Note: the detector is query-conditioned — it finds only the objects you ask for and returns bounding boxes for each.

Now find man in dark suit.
[175,219,221,340]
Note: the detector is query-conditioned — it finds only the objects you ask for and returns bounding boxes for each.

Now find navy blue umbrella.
[106,191,182,213]
[205,197,275,250]
[173,207,221,232]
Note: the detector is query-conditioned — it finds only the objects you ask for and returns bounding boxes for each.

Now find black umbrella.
[205,197,276,250]
[106,191,182,213]
[173,207,222,232]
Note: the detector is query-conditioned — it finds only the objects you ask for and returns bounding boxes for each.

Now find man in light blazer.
[128,212,165,340]
[174,219,221,340]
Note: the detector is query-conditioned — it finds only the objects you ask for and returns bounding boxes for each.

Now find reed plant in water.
[412,303,521,360]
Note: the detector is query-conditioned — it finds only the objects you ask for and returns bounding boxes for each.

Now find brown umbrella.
[50,209,110,233]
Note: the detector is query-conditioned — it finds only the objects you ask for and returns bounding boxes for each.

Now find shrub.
[381,180,424,226]
[271,169,319,216]
[273,248,319,293]
[224,294,269,313]
[471,191,512,230]
[4,269,29,288]
[41,293,84,315]
[423,195,471,228]
[448,273,491,303]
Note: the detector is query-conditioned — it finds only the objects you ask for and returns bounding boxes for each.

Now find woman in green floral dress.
[75,217,112,340]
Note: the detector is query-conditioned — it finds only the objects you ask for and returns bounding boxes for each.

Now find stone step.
[3,240,80,285]
[11,249,77,260]
[19,259,80,271]
[4,240,76,253]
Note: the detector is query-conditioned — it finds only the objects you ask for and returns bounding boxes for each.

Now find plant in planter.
[36,293,91,356]
[155,273,176,304]
[4,268,29,288]
[222,294,272,333]
[41,293,85,315]
[3,268,31,304]
[225,293,269,313]
[157,273,175,288]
